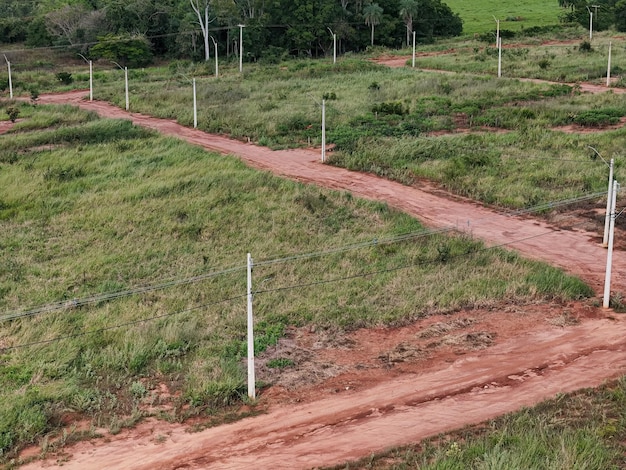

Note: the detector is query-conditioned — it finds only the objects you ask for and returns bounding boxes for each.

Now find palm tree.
[363,2,383,46]
[399,0,418,47]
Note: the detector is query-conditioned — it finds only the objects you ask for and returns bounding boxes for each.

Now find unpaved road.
[18,90,626,469]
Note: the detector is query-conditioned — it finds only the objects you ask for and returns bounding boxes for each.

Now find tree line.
[558,0,626,32]
[0,0,463,66]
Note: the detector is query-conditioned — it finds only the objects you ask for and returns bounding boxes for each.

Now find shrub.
[579,41,593,53]
[538,58,551,70]
[573,109,622,127]
[55,72,73,85]
[372,101,406,116]
[6,106,19,123]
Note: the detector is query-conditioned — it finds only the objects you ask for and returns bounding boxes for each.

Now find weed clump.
[6,106,19,122]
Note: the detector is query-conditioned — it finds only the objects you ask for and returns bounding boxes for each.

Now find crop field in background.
[445,0,563,35]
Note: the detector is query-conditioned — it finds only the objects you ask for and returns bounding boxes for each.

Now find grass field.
[1,21,626,466]
[56,54,624,211]
[0,103,594,459]
[445,0,564,35]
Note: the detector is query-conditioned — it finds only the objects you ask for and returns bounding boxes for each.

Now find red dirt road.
[19,91,626,469]
[21,318,626,469]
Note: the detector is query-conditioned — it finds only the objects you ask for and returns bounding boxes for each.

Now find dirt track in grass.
[15,89,626,469]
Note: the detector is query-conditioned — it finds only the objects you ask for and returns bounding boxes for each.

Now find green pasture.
[30,51,623,211]
[445,0,563,35]
[0,104,593,460]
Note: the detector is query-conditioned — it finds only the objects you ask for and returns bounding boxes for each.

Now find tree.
[363,2,383,46]
[616,0,626,30]
[189,0,217,61]
[45,4,107,50]
[399,0,418,46]
[90,33,153,67]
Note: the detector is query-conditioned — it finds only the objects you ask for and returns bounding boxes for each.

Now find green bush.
[573,109,622,127]
[55,72,73,85]
[6,106,19,123]
[372,101,407,116]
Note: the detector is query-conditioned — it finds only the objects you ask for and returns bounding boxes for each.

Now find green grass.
[47,53,623,211]
[0,104,594,459]
[328,378,626,469]
[445,0,563,35]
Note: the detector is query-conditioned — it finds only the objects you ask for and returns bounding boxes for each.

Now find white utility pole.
[493,17,500,48]
[589,146,614,247]
[321,99,326,163]
[412,31,416,68]
[124,67,129,111]
[328,27,337,64]
[238,24,244,73]
[603,180,619,308]
[78,54,93,101]
[112,61,129,111]
[604,157,615,246]
[497,36,502,78]
[607,41,612,87]
[192,78,197,128]
[493,17,501,77]
[4,55,12,99]
[588,8,593,40]
[246,253,256,399]
[210,36,218,77]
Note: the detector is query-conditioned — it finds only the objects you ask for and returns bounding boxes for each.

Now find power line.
[0,263,245,323]
[0,190,609,323]
[256,218,594,297]
[2,218,591,353]
[0,293,245,353]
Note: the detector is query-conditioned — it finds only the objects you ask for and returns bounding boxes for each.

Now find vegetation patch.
[0,106,594,458]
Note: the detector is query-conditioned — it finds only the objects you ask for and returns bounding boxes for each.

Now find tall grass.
[0,106,593,458]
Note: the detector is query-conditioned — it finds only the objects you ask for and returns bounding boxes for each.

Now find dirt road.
[21,317,626,469]
[19,90,626,469]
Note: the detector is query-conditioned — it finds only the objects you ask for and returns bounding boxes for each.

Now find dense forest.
[0,0,463,65]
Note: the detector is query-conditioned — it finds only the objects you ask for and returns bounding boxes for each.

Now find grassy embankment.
[0,103,593,460]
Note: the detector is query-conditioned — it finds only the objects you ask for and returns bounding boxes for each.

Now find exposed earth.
[12,80,626,468]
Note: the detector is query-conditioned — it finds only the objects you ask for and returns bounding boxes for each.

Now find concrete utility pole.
[328,27,337,64]
[493,17,501,77]
[321,99,326,163]
[588,146,613,247]
[607,41,612,87]
[78,54,93,101]
[412,31,416,68]
[192,78,197,128]
[603,180,619,308]
[210,36,218,77]
[238,24,244,73]
[4,55,12,99]
[246,253,256,399]
[587,7,593,40]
